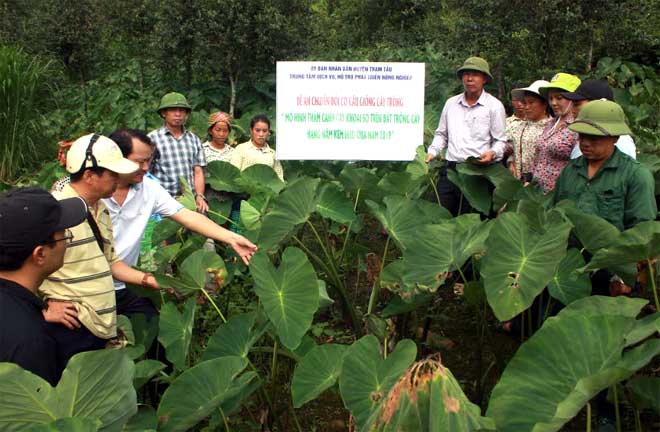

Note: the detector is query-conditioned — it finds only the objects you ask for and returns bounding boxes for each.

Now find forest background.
[0,0,659,183]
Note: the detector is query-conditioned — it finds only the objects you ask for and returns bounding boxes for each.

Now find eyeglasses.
[45,229,74,245]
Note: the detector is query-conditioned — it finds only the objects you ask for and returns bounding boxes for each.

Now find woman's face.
[210,121,230,146]
[523,94,548,121]
[547,89,572,117]
[251,121,270,146]
[512,98,526,118]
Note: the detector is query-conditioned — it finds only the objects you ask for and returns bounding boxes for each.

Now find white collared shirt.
[428,90,508,162]
[103,176,184,290]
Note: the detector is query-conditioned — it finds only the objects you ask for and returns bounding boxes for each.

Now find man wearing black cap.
[562,79,636,160]
[0,187,87,385]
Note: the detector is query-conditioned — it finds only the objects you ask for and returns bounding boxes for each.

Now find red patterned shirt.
[532,114,579,193]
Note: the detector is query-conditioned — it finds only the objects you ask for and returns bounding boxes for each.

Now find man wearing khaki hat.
[425,56,508,215]
[553,99,655,231]
[149,92,208,213]
[42,133,160,374]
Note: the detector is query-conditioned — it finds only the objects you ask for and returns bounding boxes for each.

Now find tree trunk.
[586,34,594,73]
[229,73,238,118]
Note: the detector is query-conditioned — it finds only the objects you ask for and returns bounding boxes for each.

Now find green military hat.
[156,92,191,113]
[456,56,493,81]
[568,99,632,136]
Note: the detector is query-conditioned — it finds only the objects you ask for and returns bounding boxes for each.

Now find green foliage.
[0,350,136,431]
[0,46,52,182]
[486,296,660,432]
[292,343,348,408]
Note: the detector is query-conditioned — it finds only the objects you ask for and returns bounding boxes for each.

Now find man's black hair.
[109,128,154,157]
[70,166,107,183]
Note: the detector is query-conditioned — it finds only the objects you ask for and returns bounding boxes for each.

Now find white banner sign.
[276,61,425,161]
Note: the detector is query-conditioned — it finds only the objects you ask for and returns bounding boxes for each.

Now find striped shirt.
[39,184,120,339]
[148,126,206,196]
[230,140,284,180]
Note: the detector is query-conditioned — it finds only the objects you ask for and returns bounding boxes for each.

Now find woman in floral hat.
[203,111,235,164]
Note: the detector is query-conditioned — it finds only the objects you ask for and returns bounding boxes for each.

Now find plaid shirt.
[148,126,205,196]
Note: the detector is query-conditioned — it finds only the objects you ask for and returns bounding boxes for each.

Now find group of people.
[0,91,286,384]
[0,58,656,426]
[426,55,655,233]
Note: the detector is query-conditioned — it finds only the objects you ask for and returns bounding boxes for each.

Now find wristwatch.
[194,192,207,202]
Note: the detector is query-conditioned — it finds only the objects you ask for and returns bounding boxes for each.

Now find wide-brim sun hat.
[456,56,493,81]
[568,99,632,137]
[66,133,139,174]
[511,80,550,100]
[157,92,192,113]
[539,73,581,97]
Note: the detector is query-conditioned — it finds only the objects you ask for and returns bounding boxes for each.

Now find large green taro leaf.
[401,214,491,291]
[547,248,591,306]
[250,247,319,350]
[338,335,417,431]
[235,164,284,196]
[486,296,660,432]
[558,203,621,251]
[292,344,348,408]
[205,160,241,193]
[370,356,495,431]
[584,220,660,271]
[366,195,440,251]
[133,360,166,390]
[157,356,253,432]
[202,312,268,361]
[447,169,491,214]
[158,298,196,370]
[338,165,382,204]
[257,177,320,251]
[154,250,227,296]
[377,171,425,199]
[315,181,358,225]
[0,349,136,432]
[481,212,571,321]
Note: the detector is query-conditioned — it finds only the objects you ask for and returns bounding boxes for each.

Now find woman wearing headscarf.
[203,111,235,164]
[507,80,552,181]
[532,73,581,193]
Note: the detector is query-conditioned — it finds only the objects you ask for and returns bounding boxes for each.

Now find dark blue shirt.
[0,278,58,386]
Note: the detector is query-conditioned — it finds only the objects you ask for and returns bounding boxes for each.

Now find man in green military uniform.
[553,99,656,231]
[553,99,656,430]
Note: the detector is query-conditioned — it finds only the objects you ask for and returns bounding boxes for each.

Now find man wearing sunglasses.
[42,133,161,375]
[0,187,87,385]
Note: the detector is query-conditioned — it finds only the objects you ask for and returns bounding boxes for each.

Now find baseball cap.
[561,79,614,101]
[0,187,88,252]
[539,73,582,97]
[65,133,139,174]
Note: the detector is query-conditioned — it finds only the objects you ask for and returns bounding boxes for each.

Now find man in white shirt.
[562,79,637,160]
[104,129,257,317]
[425,56,508,215]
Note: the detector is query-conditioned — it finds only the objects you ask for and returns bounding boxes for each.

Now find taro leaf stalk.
[486,296,660,432]
[369,355,496,431]
[0,350,136,431]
